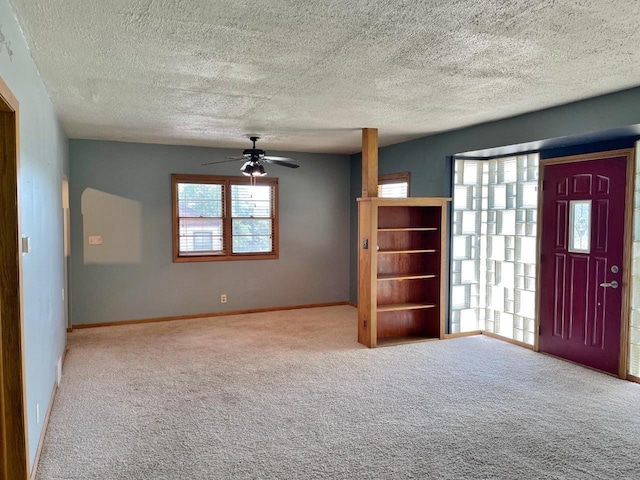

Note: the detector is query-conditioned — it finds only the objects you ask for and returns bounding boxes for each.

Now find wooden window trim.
[172,174,279,262]
[378,171,411,196]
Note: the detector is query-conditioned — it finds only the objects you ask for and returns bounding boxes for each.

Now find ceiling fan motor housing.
[243,148,265,157]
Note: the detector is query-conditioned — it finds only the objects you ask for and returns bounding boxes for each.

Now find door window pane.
[568,200,591,253]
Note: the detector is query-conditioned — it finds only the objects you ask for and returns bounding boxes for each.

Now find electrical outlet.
[88,235,103,245]
[36,404,40,425]
[21,236,32,254]
[221,294,227,304]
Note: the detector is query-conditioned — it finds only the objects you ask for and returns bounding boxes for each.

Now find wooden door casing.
[0,76,28,480]
[538,150,634,377]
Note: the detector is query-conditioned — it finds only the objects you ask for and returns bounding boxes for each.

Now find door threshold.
[538,351,621,379]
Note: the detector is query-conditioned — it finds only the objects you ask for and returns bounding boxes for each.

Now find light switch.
[21,236,31,254]
[88,235,103,245]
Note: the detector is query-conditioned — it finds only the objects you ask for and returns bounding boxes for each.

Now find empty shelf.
[377,249,437,254]
[376,336,439,347]
[378,227,438,232]
[377,303,436,312]
[377,273,437,281]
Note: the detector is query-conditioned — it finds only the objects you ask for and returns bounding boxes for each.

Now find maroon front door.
[539,155,627,375]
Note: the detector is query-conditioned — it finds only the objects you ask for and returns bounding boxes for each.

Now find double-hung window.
[172,174,278,262]
[378,172,410,198]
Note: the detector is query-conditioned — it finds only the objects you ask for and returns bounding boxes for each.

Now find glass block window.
[451,154,539,345]
[629,142,640,376]
[451,160,484,333]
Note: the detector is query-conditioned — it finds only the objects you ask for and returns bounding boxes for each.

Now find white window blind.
[378,172,410,198]
[378,182,408,198]
[177,182,224,255]
[230,184,274,254]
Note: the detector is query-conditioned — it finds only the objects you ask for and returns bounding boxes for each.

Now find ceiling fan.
[202,136,300,176]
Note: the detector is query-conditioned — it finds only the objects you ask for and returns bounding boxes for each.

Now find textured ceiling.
[9,0,640,154]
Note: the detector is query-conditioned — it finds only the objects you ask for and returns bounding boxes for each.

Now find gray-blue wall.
[69,140,351,325]
[0,0,69,469]
[349,87,640,302]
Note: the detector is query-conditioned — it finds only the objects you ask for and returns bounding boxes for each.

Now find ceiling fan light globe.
[240,160,254,176]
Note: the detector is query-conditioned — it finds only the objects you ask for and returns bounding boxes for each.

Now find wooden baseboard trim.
[627,374,640,384]
[481,331,534,350]
[62,347,69,369]
[66,327,73,333]
[346,302,357,308]
[29,381,57,480]
[444,330,482,339]
[72,302,352,329]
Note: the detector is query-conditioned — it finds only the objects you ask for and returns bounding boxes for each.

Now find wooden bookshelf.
[357,197,451,348]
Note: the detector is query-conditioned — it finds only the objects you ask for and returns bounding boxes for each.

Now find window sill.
[173,253,279,263]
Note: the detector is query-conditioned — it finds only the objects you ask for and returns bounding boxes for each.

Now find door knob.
[600,280,619,289]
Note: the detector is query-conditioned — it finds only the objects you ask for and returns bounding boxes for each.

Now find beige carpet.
[37,305,640,479]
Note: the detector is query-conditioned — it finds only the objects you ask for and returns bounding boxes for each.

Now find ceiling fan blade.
[263,159,300,169]
[201,157,245,166]
[263,155,296,162]
[263,156,300,168]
